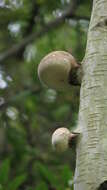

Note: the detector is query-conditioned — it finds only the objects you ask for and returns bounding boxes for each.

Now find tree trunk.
[74,0,107,189]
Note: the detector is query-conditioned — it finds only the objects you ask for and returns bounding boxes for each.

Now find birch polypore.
[52,127,77,152]
[38,51,81,90]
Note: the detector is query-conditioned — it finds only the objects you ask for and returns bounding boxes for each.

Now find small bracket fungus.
[38,51,82,90]
[51,127,78,152]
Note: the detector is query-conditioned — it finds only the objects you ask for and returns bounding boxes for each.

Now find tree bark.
[74,0,107,189]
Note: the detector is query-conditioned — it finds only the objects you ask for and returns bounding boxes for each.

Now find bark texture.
[74,0,107,189]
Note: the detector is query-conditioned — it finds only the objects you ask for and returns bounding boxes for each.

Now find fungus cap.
[38,51,77,90]
[52,127,71,152]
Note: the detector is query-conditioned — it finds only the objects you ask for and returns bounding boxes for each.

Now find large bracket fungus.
[38,51,82,90]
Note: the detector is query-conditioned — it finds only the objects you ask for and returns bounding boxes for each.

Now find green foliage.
[0,159,10,185]
[36,163,57,185]
[35,162,74,190]
[0,159,27,190]
[0,0,91,189]
[36,182,48,190]
[8,174,27,190]
[60,165,73,186]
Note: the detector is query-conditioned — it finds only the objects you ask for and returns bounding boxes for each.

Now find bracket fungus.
[51,127,78,152]
[37,51,80,152]
[38,51,82,90]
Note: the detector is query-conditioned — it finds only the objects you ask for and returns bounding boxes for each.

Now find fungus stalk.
[68,62,82,86]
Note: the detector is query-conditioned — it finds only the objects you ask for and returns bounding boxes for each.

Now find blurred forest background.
[0,0,92,189]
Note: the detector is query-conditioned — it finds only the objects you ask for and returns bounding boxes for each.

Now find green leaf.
[37,163,56,185]
[0,159,10,185]
[0,184,4,190]
[8,174,27,190]
[60,165,73,186]
[36,182,48,190]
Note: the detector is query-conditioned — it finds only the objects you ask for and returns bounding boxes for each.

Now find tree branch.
[0,5,90,63]
[17,1,39,59]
